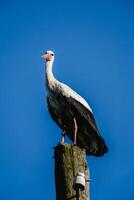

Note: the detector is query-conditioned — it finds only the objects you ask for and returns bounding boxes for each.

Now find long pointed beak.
[41,54,46,59]
[41,53,52,61]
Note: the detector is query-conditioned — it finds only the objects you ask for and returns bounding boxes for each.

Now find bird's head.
[41,50,55,62]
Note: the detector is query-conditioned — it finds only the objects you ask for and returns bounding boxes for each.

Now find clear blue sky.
[0,0,134,199]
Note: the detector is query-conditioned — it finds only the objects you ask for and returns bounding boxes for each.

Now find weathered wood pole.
[54,143,90,200]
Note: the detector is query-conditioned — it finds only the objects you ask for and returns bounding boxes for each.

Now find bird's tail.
[89,136,108,157]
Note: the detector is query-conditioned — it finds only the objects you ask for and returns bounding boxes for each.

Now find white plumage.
[42,50,108,156]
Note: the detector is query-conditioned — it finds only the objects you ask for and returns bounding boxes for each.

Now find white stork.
[42,50,108,156]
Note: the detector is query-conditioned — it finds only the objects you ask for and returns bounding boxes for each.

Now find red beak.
[41,53,51,60]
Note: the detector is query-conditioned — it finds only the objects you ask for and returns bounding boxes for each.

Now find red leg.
[61,130,67,144]
[73,118,78,145]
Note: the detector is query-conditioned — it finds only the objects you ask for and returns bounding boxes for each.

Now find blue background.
[0,0,134,199]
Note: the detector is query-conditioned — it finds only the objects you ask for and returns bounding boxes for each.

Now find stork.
[42,50,108,156]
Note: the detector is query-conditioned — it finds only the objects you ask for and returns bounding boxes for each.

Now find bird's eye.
[51,53,54,56]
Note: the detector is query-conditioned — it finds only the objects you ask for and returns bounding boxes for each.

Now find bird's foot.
[61,130,66,144]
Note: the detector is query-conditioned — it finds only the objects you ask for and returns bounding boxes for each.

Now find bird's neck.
[45,60,56,89]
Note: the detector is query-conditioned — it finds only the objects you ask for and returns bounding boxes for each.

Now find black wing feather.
[68,96,108,156]
[46,90,108,156]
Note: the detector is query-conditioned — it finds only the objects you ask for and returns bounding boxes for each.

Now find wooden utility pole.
[54,143,90,200]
